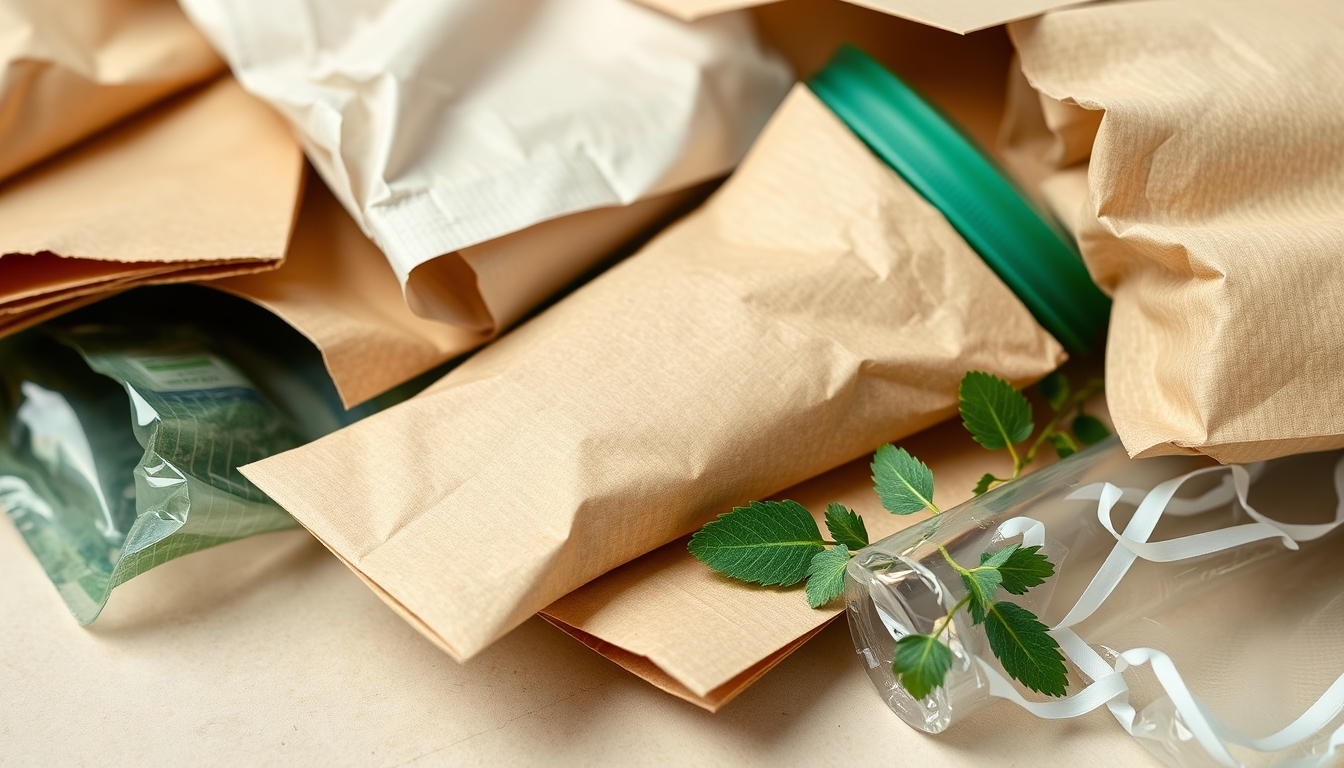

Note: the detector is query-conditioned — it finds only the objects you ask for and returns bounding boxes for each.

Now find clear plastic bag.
[0,287,439,623]
[846,438,1344,767]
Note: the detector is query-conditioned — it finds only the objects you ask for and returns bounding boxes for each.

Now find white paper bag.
[178,0,793,325]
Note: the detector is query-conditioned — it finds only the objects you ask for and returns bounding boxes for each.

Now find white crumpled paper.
[178,0,793,324]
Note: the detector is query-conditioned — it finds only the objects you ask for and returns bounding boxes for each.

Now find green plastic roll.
[809,44,1110,354]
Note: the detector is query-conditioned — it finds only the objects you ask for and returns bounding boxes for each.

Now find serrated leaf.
[979,544,1017,569]
[973,473,996,496]
[959,372,1034,451]
[1072,415,1110,446]
[892,634,953,700]
[824,503,868,549]
[804,545,850,608]
[1038,371,1071,412]
[688,500,824,587]
[984,601,1068,697]
[962,566,1003,624]
[872,444,936,516]
[1050,432,1078,459]
[997,545,1055,595]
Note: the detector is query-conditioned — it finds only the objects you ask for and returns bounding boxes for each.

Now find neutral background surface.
[0,522,1158,766]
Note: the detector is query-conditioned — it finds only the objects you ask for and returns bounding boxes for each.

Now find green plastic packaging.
[0,287,444,624]
[808,45,1110,353]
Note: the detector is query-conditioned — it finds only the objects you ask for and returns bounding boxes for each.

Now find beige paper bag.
[0,0,223,183]
[1010,0,1344,463]
[210,172,705,408]
[0,76,304,329]
[243,84,1063,663]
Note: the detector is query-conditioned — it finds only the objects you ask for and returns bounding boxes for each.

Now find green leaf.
[996,545,1055,595]
[1038,371,1071,412]
[824,503,868,549]
[892,634,954,700]
[959,372,1034,451]
[871,444,936,516]
[804,545,851,608]
[983,601,1068,697]
[1072,415,1111,446]
[961,566,1003,624]
[973,473,996,496]
[688,500,824,587]
[1051,432,1078,459]
[978,544,1017,569]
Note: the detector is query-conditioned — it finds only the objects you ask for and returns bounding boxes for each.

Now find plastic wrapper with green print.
[0,315,408,625]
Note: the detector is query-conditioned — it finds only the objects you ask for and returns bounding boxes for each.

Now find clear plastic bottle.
[844,436,1344,748]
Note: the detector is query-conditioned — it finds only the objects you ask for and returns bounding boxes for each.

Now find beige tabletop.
[0,523,1158,766]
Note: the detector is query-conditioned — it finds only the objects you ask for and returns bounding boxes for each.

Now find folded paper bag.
[1011,0,1344,463]
[0,76,304,332]
[242,84,1064,662]
[179,0,792,330]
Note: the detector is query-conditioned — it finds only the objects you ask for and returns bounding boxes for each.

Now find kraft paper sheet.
[178,0,793,331]
[0,76,304,331]
[1010,0,1344,463]
[635,0,1096,34]
[243,85,1063,664]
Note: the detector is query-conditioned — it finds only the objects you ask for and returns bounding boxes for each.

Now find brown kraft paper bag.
[241,84,1064,663]
[1009,0,1344,463]
[0,76,304,333]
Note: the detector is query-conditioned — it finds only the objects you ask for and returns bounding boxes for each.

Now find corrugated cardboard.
[242,84,1063,664]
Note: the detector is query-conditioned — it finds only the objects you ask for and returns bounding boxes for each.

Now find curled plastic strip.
[901,456,1344,767]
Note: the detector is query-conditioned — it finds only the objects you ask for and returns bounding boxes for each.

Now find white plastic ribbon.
[919,456,1344,767]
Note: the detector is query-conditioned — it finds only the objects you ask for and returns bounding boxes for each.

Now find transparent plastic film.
[0,325,306,623]
[846,438,1344,767]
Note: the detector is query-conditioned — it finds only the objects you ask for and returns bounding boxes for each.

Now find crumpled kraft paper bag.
[0,76,304,332]
[213,173,703,407]
[241,84,1064,663]
[0,0,223,183]
[634,0,1095,35]
[178,0,793,333]
[1010,0,1344,464]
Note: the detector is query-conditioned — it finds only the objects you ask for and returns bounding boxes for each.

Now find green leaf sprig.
[688,370,1109,699]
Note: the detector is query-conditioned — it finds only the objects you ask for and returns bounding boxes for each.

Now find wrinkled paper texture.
[0,77,304,334]
[540,406,1094,708]
[1011,0,1344,463]
[243,85,1063,662]
[213,173,699,407]
[0,0,222,182]
[178,0,793,331]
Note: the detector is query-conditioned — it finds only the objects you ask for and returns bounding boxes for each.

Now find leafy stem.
[689,369,1108,699]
